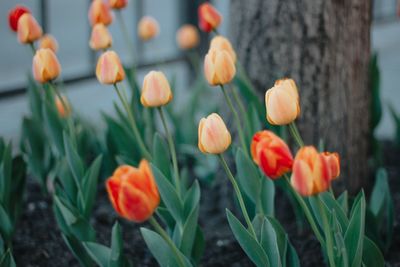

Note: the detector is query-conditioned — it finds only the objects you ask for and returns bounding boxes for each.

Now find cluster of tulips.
[7,1,386,267]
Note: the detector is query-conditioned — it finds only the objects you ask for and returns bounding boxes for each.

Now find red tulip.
[8,5,30,32]
[198,3,221,33]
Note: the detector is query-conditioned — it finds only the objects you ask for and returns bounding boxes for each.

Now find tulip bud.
[204,49,236,86]
[96,50,125,84]
[210,36,236,63]
[106,160,160,222]
[109,0,127,9]
[89,23,113,51]
[32,48,61,83]
[176,25,199,50]
[55,95,71,118]
[8,5,30,32]
[291,146,331,196]
[39,34,59,53]
[198,3,222,33]
[198,113,231,154]
[88,0,113,26]
[17,13,43,44]
[321,152,340,180]
[265,78,300,125]
[141,71,173,107]
[251,130,293,179]
[138,16,159,41]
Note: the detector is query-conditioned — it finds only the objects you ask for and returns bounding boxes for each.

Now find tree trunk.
[230,0,372,193]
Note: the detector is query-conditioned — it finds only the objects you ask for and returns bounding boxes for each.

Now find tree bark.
[230,0,372,193]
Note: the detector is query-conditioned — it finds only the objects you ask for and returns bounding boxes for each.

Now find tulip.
[321,152,340,180]
[204,49,236,86]
[106,160,160,222]
[96,50,125,84]
[32,48,61,83]
[209,36,236,63]
[109,0,127,9]
[141,71,173,107]
[88,0,113,26]
[17,13,43,44]
[265,78,300,125]
[138,16,159,41]
[39,34,59,53]
[8,5,30,32]
[291,146,332,196]
[251,130,293,179]
[198,113,231,154]
[176,25,199,50]
[55,95,71,118]
[89,23,113,51]
[198,3,222,33]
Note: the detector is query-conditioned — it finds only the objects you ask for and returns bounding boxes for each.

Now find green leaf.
[63,132,84,184]
[152,133,172,181]
[235,148,261,204]
[42,100,65,156]
[110,222,124,267]
[0,249,16,267]
[260,217,282,267]
[156,207,176,230]
[0,205,13,243]
[320,192,349,231]
[331,211,348,267]
[0,143,12,209]
[337,191,349,216]
[180,205,199,257]
[226,209,270,267]
[191,227,205,265]
[362,237,384,267]
[62,234,95,267]
[83,242,111,267]
[260,178,275,216]
[183,181,200,218]
[82,155,103,218]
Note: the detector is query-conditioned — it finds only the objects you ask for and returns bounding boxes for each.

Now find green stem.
[113,83,152,160]
[231,86,247,119]
[116,10,136,64]
[288,122,304,147]
[29,42,36,55]
[148,217,186,267]
[157,107,181,195]
[187,50,200,75]
[317,196,336,267]
[220,85,248,154]
[218,154,257,238]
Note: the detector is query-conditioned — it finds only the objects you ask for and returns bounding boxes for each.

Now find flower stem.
[116,10,136,65]
[288,122,304,147]
[317,196,336,267]
[29,42,36,55]
[218,154,257,238]
[113,83,152,160]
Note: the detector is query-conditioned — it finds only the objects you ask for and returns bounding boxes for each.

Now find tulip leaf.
[42,100,65,156]
[152,133,172,182]
[109,222,124,267]
[320,192,349,231]
[0,249,16,267]
[191,227,205,265]
[183,180,200,218]
[180,205,199,257]
[82,155,103,218]
[63,132,84,183]
[260,217,282,267]
[0,205,13,243]
[362,237,384,267]
[260,178,275,216]
[83,242,111,267]
[62,234,95,267]
[337,191,349,216]
[235,148,261,204]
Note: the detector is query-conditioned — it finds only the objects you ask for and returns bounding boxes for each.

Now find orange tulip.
[291,146,331,196]
[321,152,340,180]
[96,50,125,84]
[204,49,236,86]
[198,3,222,32]
[265,78,300,125]
[17,13,42,44]
[141,71,173,107]
[210,36,236,63]
[32,48,61,83]
[8,5,30,32]
[176,24,199,50]
[109,0,127,9]
[88,0,113,26]
[138,16,159,41]
[89,23,112,51]
[39,34,59,53]
[251,130,293,179]
[106,160,160,222]
[55,95,71,118]
[198,113,231,154]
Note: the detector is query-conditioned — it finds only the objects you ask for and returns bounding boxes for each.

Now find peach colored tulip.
[55,95,71,118]
[8,5,30,32]
[204,49,236,86]
[251,130,293,179]
[39,34,59,53]
[198,3,222,32]
[210,36,236,63]
[138,16,159,41]
[109,0,127,9]
[106,160,160,222]
[17,13,42,44]
[198,113,231,154]
[32,48,61,83]
[141,71,173,107]
[96,50,125,84]
[291,146,332,196]
[88,0,113,26]
[265,78,300,125]
[176,25,199,50]
[321,152,340,180]
[89,23,112,51]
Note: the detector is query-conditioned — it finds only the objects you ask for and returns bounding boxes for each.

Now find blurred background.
[0,0,399,143]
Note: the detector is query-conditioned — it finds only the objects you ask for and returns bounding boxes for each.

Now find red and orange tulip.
[109,0,128,9]
[17,13,43,44]
[198,3,221,33]
[321,152,340,180]
[88,0,113,26]
[8,5,30,32]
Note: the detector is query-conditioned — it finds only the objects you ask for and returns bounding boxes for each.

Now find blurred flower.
[204,49,236,86]
[106,160,160,222]
[55,95,71,118]
[291,146,331,196]
[141,71,173,107]
[251,130,293,179]
[8,5,30,32]
[321,152,340,180]
[39,34,59,53]
[198,3,221,33]
[89,23,112,51]
[109,0,127,9]
[210,36,236,63]
[176,24,199,50]
[17,13,42,44]
[198,113,231,154]
[88,0,113,26]
[265,78,300,125]
[138,16,159,41]
[96,50,125,84]
[32,48,61,83]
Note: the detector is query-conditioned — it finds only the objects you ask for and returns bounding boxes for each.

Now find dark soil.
[12,141,400,267]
